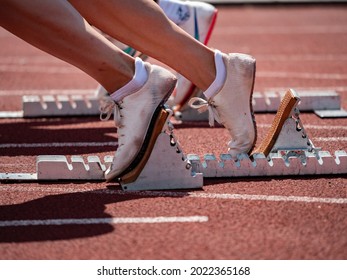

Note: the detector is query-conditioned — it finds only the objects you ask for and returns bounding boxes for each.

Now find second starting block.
[18,89,347,118]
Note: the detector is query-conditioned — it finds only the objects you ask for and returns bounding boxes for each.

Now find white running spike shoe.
[189,53,257,158]
[99,63,177,182]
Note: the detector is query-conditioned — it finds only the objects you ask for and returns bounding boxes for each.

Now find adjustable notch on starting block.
[22,94,100,117]
[119,108,203,191]
[36,155,112,180]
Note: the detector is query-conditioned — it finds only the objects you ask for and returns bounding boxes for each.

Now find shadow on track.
[0,117,118,156]
[0,185,189,243]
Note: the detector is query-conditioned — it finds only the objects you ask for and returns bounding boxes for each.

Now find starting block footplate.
[120,132,203,191]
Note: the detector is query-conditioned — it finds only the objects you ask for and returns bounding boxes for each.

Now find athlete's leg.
[68,0,216,91]
[0,0,134,93]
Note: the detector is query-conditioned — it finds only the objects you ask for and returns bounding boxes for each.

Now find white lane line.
[0,142,117,148]
[1,186,346,205]
[314,137,347,142]
[188,193,347,205]
[314,137,346,142]
[0,216,208,227]
[0,89,94,96]
[307,125,347,131]
[0,111,23,118]
[257,124,347,131]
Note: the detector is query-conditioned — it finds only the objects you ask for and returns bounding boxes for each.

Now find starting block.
[115,108,203,191]
[32,108,204,191]
[188,89,347,177]
[1,89,346,189]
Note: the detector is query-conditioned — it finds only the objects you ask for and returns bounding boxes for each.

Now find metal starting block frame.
[187,150,347,178]
[32,135,205,191]
[119,130,203,191]
[1,90,346,189]
[187,109,347,177]
[15,89,346,118]
[15,110,204,191]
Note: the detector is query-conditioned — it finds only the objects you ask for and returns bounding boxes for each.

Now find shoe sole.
[119,108,170,184]
[105,81,176,182]
[174,9,218,112]
[252,89,299,157]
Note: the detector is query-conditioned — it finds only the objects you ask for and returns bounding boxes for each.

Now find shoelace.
[99,95,122,127]
[188,97,221,126]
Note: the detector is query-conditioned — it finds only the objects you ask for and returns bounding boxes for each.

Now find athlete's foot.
[189,52,257,158]
[99,63,177,181]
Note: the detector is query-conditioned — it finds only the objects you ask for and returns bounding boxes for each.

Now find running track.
[0,4,346,260]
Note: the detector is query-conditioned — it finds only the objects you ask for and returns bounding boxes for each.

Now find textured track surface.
[0,4,346,260]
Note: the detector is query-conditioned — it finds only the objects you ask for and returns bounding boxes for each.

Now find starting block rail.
[187,150,347,178]
[1,89,346,190]
[2,149,345,183]
[22,94,100,117]
[37,155,113,181]
[17,89,346,118]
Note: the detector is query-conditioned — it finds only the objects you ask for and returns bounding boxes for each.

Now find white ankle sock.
[158,0,190,25]
[203,50,226,100]
[110,57,148,102]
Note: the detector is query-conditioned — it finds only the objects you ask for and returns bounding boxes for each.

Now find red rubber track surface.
[0,4,346,260]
